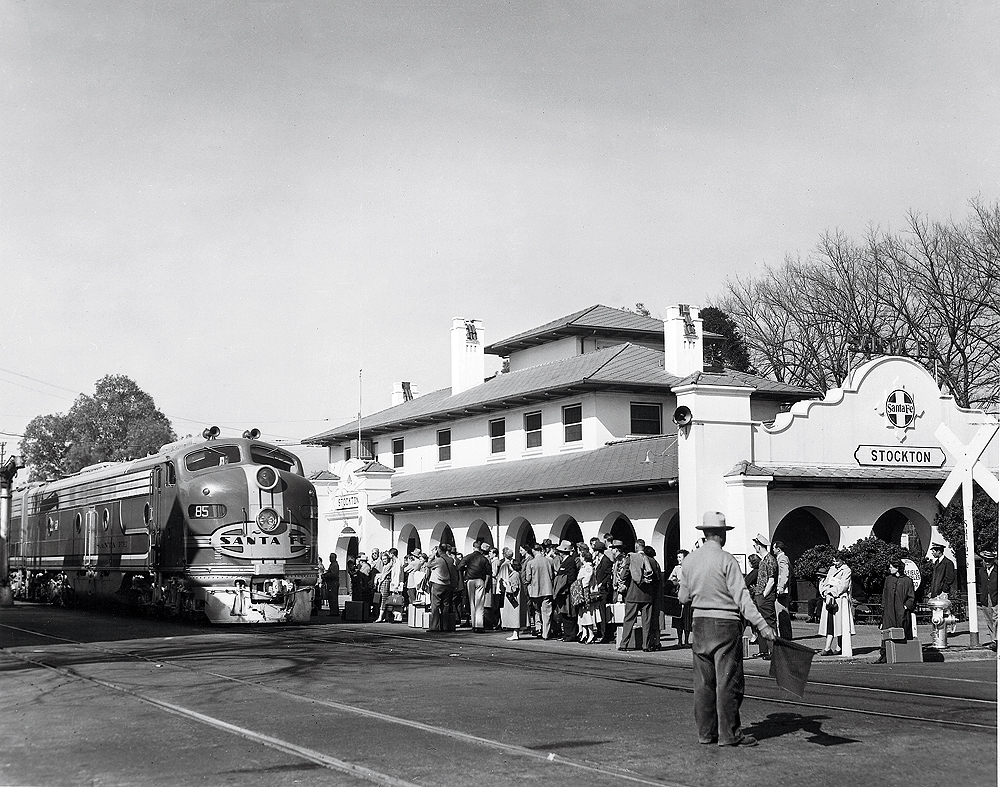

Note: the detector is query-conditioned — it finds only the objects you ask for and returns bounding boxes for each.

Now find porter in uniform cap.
[752,533,770,549]
[696,511,734,531]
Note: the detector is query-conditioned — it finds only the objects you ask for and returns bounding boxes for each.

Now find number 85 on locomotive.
[9,427,320,624]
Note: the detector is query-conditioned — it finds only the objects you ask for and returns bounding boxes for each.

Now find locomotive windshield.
[184,445,242,472]
[251,446,301,474]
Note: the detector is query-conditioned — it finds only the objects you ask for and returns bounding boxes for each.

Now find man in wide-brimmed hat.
[678,511,776,748]
[977,549,998,650]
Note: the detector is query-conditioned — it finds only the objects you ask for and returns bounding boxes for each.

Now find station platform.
[332,610,997,664]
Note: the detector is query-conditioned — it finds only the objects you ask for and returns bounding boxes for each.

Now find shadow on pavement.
[745,711,862,747]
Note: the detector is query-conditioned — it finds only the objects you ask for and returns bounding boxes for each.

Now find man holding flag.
[679,511,778,748]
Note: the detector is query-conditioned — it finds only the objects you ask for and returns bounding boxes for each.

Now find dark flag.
[768,637,816,697]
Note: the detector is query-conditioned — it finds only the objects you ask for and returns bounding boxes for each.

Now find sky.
[2,1,998,471]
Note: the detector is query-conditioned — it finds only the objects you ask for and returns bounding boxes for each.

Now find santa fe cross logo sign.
[885,389,916,428]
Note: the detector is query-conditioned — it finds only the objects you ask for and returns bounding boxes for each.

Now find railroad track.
[1,618,995,787]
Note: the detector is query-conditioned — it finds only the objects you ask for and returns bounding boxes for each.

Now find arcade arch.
[657,509,681,574]
[871,507,930,556]
[600,511,637,552]
[505,517,537,555]
[396,522,421,556]
[467,518,493,551]
[552,514,583,546]
[431,522,455,550]
[772,507,838,565]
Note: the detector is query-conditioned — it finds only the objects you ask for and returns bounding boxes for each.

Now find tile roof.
[304,342,816,445]
[305,344,685,444]
[727,462,949,484]
[676,370,819,397]
[370,435,679,512]
[486,305,666,355]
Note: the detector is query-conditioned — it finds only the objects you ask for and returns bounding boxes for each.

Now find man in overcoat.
[928,542,956,599]
[552,540,579,642]
[618,539,655,651]
[523,544,556,639]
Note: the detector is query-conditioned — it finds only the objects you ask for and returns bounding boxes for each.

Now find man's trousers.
[691,617,746,746]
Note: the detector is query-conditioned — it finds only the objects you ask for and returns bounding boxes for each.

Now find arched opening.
[431,522,455,550]
[397,523,421,556]
[871,507,930,560]
[600,511,636,552]
[773,507,836,616]
[659,510,681,575]
[552,514,583,546]
[506,517,537,556]
[467,519,493,551]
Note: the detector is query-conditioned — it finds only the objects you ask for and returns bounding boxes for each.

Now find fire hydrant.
[928,595,957,649]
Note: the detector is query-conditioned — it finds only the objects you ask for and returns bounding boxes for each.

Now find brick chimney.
[664,304,704,376]
[451,318,485,395]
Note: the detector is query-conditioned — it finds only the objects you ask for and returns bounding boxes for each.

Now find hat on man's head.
[556,540,573,553]
[696,511,734,531]
[931,542,946,551]
[980,550,997,560]
[752,533,770,548]
[611,539,626,548]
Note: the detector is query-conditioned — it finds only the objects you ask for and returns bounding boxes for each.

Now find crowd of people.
[313,536,695,649]
[312,532,998,658]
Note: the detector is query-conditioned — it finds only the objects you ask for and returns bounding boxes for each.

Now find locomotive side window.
[165,462,177,485]
[144,503,152,526]
[102,508,110,531]
[250,446,301,474]
[184,445,241,472]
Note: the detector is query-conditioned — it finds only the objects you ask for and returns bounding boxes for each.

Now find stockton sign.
[854,445,946,467]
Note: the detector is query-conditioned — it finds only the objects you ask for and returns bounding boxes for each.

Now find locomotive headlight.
[256,508,281,533]
[256,466,279,490]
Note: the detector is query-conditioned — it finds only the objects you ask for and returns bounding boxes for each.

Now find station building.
[304,304,999,600]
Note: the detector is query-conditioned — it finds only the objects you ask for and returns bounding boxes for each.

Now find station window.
[437,429,452,463]
[630,403,662,435]
[392,438,404,469]
[489,418,505,454]
[524,411,542,449]
[563,404,582,443]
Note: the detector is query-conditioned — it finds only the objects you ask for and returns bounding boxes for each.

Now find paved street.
[0,603,995,787]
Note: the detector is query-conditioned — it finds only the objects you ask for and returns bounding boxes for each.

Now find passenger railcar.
[8,429,319,624]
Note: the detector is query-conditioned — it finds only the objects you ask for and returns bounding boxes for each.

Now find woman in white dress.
[818,555,855,655]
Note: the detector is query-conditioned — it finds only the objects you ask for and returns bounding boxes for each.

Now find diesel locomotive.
[8,428,319,624]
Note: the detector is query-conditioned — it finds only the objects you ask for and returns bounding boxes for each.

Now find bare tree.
[718,202,1000,409]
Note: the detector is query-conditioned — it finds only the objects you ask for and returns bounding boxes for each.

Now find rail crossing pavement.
[0,602,995,787]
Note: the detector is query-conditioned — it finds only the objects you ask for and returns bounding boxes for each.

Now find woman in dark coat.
[878,558,915,663]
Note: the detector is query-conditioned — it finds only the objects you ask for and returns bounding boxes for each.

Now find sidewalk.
[338,613,997,663]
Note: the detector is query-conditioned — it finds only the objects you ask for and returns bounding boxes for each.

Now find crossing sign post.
[934,423,1000,648]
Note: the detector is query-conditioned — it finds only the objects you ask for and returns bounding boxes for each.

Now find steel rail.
[0,626,693,787]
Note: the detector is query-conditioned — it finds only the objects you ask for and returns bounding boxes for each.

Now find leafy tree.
[934,484,999,566]
[839,536,928,601]
[793,544,841,584]
[20,375,175,480]
[700,306,754,372]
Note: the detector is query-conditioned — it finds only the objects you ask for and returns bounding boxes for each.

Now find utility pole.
[0,444,24,607]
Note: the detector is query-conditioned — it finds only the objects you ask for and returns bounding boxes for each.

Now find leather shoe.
[719,735,758,747]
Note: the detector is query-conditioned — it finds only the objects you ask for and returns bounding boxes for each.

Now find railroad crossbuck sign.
[934,422,1000,646]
